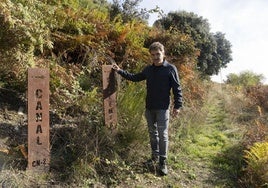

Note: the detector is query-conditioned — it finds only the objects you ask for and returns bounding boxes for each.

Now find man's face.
[150,49,165,66]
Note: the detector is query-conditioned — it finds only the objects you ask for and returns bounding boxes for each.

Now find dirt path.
[176,83,233,187]
[117,83,242,187]
[181,83,242,188]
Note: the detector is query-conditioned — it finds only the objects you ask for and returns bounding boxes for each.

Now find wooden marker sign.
[102,65,117,128]
[27,68,50,171]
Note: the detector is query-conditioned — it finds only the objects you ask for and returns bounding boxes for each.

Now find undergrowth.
[1,82,268,187]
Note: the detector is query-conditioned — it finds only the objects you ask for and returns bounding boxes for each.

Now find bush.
[226,71,265,87]
[245,85,268,113]
[0,0,53,91]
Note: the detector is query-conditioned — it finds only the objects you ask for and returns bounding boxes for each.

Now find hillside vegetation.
[1,0,268,187]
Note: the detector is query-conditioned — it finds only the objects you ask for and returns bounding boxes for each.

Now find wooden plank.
[102,65,117,128]
[27,68,50,171]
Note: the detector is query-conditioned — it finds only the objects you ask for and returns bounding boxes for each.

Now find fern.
[244,141,268,186]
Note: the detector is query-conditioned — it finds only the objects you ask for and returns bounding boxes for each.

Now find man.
[112,42,182,176]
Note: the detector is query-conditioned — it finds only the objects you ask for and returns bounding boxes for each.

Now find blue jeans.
[145,109,170,159]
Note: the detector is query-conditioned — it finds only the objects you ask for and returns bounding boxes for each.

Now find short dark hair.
[149,42,165,52]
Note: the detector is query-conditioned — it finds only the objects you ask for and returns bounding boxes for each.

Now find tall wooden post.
[27,68,50,171]
[102,65,117,128]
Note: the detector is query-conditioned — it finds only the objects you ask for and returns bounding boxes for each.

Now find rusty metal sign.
[27,68,50,171]
[102,65,117,128]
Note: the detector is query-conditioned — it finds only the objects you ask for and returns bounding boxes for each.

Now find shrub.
[0,0,53,91]
[226,71,265,87]
[245,85,268,112]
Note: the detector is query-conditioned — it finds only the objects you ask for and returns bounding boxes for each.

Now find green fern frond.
[244,141,268,185]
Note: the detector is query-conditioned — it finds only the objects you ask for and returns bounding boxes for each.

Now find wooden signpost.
[27,68,50,171]
[102,65,117,128]
[26,65,116,171]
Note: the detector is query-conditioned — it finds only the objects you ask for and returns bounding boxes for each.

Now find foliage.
[241,84,268,150]
[145,28,197,62]
[244,142,268,187]
[243,120,268,149]
[0,0,53,91]
[245,85,268,112]
[109,19,151,69]
[0,0,152,112]
[226,71,265,87]
[109,0,149,23]
[0,0,214,113]
[212,32,232,73]
[154,11,232,76]
[235,80,268,186]
[116,81,148,157]
[3,0,265,187]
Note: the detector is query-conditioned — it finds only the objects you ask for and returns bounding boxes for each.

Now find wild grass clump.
[116,81,148,159]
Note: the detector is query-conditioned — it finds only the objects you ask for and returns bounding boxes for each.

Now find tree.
[213,32,232,72]
[109,0,149,22]
[154,11,232,76]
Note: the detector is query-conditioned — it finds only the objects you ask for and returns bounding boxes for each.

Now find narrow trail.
[119,83,243,187]
[180,83,231,187]
[198,84,230,186]
[187,83,242,188]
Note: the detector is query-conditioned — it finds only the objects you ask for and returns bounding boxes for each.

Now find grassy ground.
[0,83,247,187]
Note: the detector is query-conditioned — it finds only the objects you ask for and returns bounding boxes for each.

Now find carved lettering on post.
[102,65,117,128]
[28,68,50,171]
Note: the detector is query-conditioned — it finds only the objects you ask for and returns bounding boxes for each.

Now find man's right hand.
[112,63,121,72]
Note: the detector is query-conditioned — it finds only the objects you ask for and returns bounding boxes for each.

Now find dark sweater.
[117,61,182,110]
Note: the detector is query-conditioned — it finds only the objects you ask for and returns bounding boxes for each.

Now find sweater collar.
[152,60,168,67]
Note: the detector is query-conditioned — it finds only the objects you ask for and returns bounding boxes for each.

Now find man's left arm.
[170,67,183,116]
